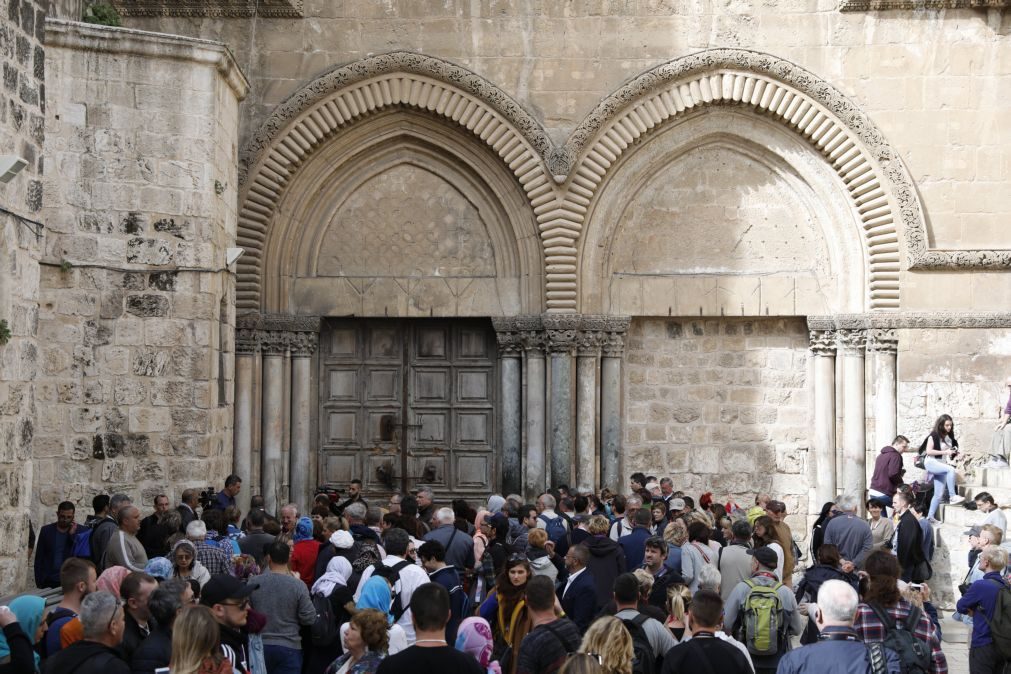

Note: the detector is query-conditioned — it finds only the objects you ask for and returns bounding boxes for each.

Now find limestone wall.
[623,318,811,534]
[34,21,248,522]
[0,0,46,594]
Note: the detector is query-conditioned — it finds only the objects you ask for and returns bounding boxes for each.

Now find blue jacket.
[664,542,682,576]
[776,626,901,674]
[34,523,73,588]
[558,568,598,634]
[618,527,651,570]
[956,571,1009,648]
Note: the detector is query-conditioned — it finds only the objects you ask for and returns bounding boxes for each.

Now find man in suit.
[892,489,927,582]
[558,543,597,634]
[177,489,199,532]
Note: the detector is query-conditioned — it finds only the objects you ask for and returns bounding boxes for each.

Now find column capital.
[837,328,868,354]
[809,329,837,355]
[543,315,581,355]
[576,330,604,356]
[235,328,260,354]
[289,331,318,356]
[491,317,525,357]
[258,330,289,355]
[866,328,898,354]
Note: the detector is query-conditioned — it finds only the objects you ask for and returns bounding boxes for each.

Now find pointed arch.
[236,52,556,311]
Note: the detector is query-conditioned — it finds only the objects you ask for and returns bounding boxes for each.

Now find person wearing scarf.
[171,539,211,588]
[0,595,45,673]
[478,557,532,674]
[454,617,501,674]
[315,529,357,590]
[305,557,357,674]
[145,557,173,581]
[338,577,407,655]
[291,516,322,589]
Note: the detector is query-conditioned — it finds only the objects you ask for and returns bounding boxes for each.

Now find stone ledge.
[44,19,249,101]
[808,312,1011,329]
[840,0,1009,9]
[112,0,303,18]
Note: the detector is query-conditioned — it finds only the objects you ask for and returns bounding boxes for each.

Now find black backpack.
[621,613,657,674]
[866,603,931,674]
[309,592,339,646]
[372,560,414,621]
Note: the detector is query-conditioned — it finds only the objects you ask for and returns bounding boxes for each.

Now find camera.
[315,484,343,503]
[197,487,216,511]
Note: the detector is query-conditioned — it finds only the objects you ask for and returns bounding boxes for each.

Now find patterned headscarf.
[294,516,314,543]
[145,557,173,580]
[97,566,130,597]
[356,576,394,624]
[455,617,501,674]
[232,553,261,581]
[0,595,45,668]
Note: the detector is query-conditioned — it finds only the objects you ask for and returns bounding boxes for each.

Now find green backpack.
[736,579,786,656]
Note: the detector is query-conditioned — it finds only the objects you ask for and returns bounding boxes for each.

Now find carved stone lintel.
[809,312,1011,330]
[866,329,898,354]
[840,0,1008,10]
[837,329,868,354]
[809,330,837,356]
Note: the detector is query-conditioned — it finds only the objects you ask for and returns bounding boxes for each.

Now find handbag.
[911,559,933,583]
[913,453,925,470]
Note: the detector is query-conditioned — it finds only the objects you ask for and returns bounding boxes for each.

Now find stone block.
[151,380,194,407]
[133,350,170,377]
[126,294,170,318]
[126,238,173,266]
[129,407,172,433]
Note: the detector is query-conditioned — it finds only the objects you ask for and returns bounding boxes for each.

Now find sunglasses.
[220,599,250,610]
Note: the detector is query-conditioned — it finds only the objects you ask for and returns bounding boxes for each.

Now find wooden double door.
[318,318,498,500]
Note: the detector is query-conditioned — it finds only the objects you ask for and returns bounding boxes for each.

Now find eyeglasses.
[220,599,250,610]
[107,600,124,633]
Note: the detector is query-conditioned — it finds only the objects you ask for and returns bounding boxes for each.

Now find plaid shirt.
[193,539,233,576]
[853,600,947,674]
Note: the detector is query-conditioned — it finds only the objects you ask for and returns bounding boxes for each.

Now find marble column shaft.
[545,316,579,490]
[869,330,898,452]
[523,331,546,498]
[233,345,255,516]
[575,338,600,495]
[599,319,629,491]
[840,329,868,512]
[289,332,316,511]
[493,320,524,497]
[810,330,837,509]
[261,348,285,516]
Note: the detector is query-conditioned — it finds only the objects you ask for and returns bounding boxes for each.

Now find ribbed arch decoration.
[236,50,934,313]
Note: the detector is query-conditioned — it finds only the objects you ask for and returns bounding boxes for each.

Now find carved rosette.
[543,315,581,355]
[809,330,837,356]
[866,329,898,354]
[836,329,868,355]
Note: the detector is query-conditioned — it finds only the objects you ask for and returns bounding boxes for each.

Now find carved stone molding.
[809,312,1011,329]
[809,330,838,356]
[836,329,868,354]
[113,0,304,17]
[866,329,898,354]
[841,0,1009,10]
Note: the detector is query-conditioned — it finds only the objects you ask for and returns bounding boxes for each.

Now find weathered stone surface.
[125,294,170,318]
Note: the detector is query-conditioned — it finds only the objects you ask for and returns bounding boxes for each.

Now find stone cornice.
[45,19,250,101]
[112,0,304,17]
[841,0,1009,10]
[808,312,1011,329]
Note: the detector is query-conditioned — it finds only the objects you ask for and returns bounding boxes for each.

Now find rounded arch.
[262,111,543,315]
[237,52,555,312]
[557,48,929,312]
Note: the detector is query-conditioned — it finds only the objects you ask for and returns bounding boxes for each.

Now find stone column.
[810,329,837,509]
[520,321,546,498]
[260,331,287,516]
[575,321,604,495]
[493,319,523,496]
[289,332,317,510]
[600,317,630,491]
[868,329,898,452]
[839,329,868,509]
[233,328,257,515]
[545,315,579,489]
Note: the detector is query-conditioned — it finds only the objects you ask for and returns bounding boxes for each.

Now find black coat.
[896,510,926,571]
[0,622,35,674]
[558,568,598,634]
[176,505,197,532]
[41,640,130,674]
[583,535,627,608]
[794,564,860,603]
[130,628,171,674]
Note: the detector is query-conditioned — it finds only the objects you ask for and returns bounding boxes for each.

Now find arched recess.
[262,112,542,315]
[236,53,554,313]
[561,49,921,312]
[581,110,868,316]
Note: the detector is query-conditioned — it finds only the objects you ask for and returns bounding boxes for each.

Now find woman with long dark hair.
[809,501,835,559]
[919,414,965,522]
[478,556,532,674]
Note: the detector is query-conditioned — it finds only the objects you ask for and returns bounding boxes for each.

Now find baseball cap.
[964,524,983,537]
[669,498,686,511]
[747,545,779,569]
[200,574,255,607]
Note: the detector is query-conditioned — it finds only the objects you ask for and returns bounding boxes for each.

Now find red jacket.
[290,539,321,588]
[869,446,904,496]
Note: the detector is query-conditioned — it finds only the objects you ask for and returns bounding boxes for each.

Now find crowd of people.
[7,414,1011,673]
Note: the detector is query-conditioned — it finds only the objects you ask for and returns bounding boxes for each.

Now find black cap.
[747,545,779,569]
[200,574,254,607]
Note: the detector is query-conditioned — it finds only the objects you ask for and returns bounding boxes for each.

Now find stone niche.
[623,317,811,532]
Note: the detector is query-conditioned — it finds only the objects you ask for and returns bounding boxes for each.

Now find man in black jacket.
[892,490,927,582]
[177,489,199,532]
[41,591,130,674]
[130,579,190,674]
[119,572,158,664]
[558,544,598,634]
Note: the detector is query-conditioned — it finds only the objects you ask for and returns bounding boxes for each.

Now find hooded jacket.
[130,626,171,674]
[583,535,627,607]
[40,640,130,674]
[869,445,905,496]
[527,547,566,583]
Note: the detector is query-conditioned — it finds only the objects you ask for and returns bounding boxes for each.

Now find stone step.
[959,483,1011,505]
[981,468,1011,490]
[940,617,970,644]
[939,503,987,527]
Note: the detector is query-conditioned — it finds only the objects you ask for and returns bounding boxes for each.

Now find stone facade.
[0,0,46,595]
[31,21,248,527]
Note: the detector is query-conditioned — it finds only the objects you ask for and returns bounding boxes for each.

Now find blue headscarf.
[356,576,394,624]
[145,557,173,580]
[0,595,45,669]
[293,516,314,543]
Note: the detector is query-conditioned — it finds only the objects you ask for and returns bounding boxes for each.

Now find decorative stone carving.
[235,328,259,354]
[809,312,1011,329]
[866,329,898,354]
[492,318,524,357]
[544,315,581,354]
[576,317,608,357]
[258,330,289,356]
[288,332,318,357]
[836,329,868,354]
[112,0,304,17]
[809,330,838,355]
[601,317,631,358]
[841,0,1009,9]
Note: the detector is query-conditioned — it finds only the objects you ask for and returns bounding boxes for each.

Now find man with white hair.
[102,505,148,572]
[609,494,642,541]
[415,487,436,527]
[40,591,129,674]
[822,493,873,568]
[537,492,571,556]
[776,580,901,673]
[186,519,231,575]
[957,544,1011,673]
[422,506,474,572]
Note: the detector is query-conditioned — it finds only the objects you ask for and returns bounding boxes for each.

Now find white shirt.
[354,554,429,644]
[609,518,634,541]
[563,567,586,597]
[339,621,408,655]
[983,508,1007,535]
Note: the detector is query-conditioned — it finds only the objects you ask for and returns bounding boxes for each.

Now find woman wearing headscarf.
[96,566,131,597]
[305,556,356,674]
[0,595,45,673]
[171,539,211,588]
[144,557,173,582]
[338,577,407,655]
[291,516,322,589]
[455,617,501,674]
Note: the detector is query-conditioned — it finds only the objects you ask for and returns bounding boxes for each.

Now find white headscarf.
[330,530,354,549]
[311,555,353,597]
